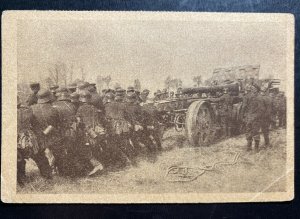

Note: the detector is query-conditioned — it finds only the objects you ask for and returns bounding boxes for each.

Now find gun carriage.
[153,78,280,147]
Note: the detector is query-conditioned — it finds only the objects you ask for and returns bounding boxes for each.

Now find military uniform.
[105,93,134,166]
[52,89,77,176]
[17,98,40,185]
[76,91,104,176]
[30,90,62,179]
[242,86,266,151]
[141,102,163,151]
[210,91,241,137]
[125,93,152,154]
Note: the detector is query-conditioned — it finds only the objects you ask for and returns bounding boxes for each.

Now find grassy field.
[17,128,287,194]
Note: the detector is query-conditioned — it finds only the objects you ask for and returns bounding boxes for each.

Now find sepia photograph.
[1,11,294,203]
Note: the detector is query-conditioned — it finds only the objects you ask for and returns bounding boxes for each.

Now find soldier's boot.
[88,157,103,176]
[254,140,260,152]
[246,140,252,151]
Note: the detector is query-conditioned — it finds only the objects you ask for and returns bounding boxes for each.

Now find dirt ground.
[17,128,287,194]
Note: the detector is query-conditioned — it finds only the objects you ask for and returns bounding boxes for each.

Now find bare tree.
[193,76,202,87]
[134,79,141,91]
[48,62,68,86]
[102,75,112,88]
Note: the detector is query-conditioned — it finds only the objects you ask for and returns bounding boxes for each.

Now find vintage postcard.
[1,11,294,203]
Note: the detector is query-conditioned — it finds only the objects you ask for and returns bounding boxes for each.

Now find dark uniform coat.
[105,102,131,135]
[31,103,62,150]
[26,93,38,106]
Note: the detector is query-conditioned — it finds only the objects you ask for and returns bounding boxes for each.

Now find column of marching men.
[17,81,164,186]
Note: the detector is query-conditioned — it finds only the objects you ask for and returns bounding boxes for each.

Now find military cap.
[56,87,69,94]
[142,89,150,94]
[77,81,90,90]
[68,82,77,90]
[37,89,52,104]
[135,90,141,95]
[50,85,59,91]
[90,83,96,86]
[105,92,115,103]
[79,90,92,103]
[104,88,114,94]
[87,85,96,92]
[29,82,40,88]
[70,92,80,103]
[115,87,125,93]
[57,93,70,101]
[162,88,168,93]
[127,86,135,92]
[126,92,137,102]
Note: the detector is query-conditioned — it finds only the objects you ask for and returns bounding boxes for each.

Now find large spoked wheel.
[185,100,216,147]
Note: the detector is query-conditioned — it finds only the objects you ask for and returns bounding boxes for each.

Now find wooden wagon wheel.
[185,100,216,147]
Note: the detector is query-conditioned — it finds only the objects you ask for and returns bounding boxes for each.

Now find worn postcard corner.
[1,10,294,203]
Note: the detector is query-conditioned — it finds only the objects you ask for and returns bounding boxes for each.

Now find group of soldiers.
[17,79,287,186]
[208,82,286,152]
[17,81,163,186]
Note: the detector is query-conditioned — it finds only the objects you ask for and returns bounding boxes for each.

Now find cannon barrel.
[181,82,239,95]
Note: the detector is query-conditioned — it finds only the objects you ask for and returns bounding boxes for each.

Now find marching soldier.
[76,90,105,176]
[17,96,40,185]
[104,92,135,166]
[52,88,77,176]
[26,82,40,106]
[141,99,163,151]
[31,89,62,179]
[125,92,150,153]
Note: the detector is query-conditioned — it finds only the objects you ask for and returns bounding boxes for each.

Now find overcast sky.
[17,18,287,91]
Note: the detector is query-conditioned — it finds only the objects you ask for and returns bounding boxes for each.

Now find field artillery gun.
[153,82,242,147]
